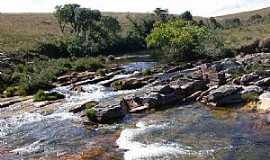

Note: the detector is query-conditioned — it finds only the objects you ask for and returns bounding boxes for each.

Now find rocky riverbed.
[2,53,270,159]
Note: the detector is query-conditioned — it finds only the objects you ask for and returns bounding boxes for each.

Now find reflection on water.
[117,103,270,160]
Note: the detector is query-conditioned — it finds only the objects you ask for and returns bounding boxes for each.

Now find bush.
[146,19,210,61]
[33,90,65,102]
[86,108,97,121]
[3,87,17,97]
[3,86,27,97]
[72,59,104,72]
[37,39,69,58]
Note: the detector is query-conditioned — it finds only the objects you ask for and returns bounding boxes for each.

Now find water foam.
[11,140,44,154]
[116,122,215,160]
[0,112,79,137]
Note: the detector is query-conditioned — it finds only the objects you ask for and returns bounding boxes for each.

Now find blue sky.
[1,0,270,17]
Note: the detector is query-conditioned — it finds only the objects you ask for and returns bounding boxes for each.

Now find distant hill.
[1,7,270,53]
[216,7,270,21]
[215,7,270,49]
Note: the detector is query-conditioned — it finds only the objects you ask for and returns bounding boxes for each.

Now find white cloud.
[0,0,270,17]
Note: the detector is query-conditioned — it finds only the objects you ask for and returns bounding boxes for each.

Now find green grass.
[86,108,97,121]
[33,90,65,102]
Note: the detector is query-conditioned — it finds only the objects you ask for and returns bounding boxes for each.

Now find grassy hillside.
[0,13,61,53]
[216,7,270,48]
[1,7,270,53]
[216,7,270,21]
[0,12,151,53]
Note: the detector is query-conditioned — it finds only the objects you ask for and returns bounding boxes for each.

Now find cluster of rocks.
[78,53,270,124]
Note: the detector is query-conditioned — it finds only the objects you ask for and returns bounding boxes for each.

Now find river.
[1,60,270,160]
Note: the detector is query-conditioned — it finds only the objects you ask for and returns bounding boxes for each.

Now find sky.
[1,0,270,17]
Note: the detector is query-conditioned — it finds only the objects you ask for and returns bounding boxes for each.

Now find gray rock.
[206,85,243,106]
[181,80,208,97]
[241,85,263,95]
[255,77,270,87]
[159,85,175,94]
[94,104,127,123]
[240,73,259,85]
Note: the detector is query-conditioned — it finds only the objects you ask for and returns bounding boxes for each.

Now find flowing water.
[1,61,270,160]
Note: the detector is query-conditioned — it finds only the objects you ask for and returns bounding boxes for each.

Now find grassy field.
[0,13,61,53]
[0,12,151,53]
[1,7,270,52]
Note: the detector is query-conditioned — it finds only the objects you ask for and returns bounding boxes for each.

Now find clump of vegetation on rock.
[86,108,97,121]
[33,90,65,102]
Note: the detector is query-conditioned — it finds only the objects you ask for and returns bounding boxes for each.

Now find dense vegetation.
[0,57,104,97]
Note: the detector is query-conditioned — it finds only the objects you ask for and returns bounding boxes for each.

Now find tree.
[146,19,210,60]
[224,18,241,28]
[248,14,263,24]
[53,4,122,57]
[180,11,193,21]
[208,17,223,29]
[154,8,169,22]
[54,4,80,33]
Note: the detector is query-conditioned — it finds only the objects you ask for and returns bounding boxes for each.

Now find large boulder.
[93,104,127,123]
[181,80,208,97]
[259,37,270,52]
[206,85,243,106]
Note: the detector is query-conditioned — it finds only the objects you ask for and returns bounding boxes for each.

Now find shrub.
[72,59,104,72]
[86,108,97,121]
[146,19,211,61]
[36,39,69,58]
[3,87,17,97]
[3,86,27,97]
[33,90,65,102]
